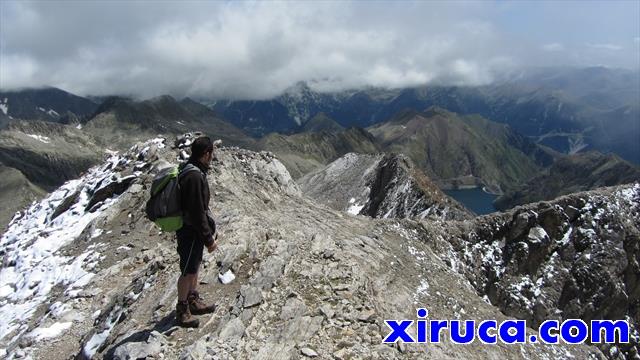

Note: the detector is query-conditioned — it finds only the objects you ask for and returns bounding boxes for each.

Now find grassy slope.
[367,108,542,193]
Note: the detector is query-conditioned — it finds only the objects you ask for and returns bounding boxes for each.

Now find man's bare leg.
[178,274,195,302]
[191,268,199,293]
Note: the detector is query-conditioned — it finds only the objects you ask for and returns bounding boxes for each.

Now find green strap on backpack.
[145,164,199,231]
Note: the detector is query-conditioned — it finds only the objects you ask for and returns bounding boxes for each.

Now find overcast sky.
[1,1,638,99]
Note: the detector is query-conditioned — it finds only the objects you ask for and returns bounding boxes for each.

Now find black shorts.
[176,226,204,275]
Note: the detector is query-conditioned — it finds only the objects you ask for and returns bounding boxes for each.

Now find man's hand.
[207,232,219,253]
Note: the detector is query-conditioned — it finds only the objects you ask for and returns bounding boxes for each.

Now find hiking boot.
[176,300,199,328]
[188,290,216,315]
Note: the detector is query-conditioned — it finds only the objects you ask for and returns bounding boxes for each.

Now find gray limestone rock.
[113,331,166,360]
[219,317,245,340]
[301,347,319,357]
[280,297,309,320]
[241,285,263,308]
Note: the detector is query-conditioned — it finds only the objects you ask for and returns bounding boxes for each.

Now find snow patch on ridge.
[347,203,365,215]
[0,139,165,345]
[82,305,123,358]
[29,322,72,340]
[26,134,51,144]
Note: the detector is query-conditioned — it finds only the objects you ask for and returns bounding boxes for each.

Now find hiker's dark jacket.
[178,159,215,247]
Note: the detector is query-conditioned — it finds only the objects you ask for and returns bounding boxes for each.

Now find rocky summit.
[299,152,472,221]
[0,135,636,359]
[421,183,640,358]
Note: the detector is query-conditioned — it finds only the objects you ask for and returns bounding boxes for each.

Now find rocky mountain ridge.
[0,87,99,128]
[427,182,640,358]
[84,95,255,151]
[495,151,640,210]
[299,152,472,221]
[1,134,636,359]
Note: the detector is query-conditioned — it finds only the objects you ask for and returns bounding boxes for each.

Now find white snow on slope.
[0,138,166,345]
[347,203,365,215]
[413,279,430,304]
[29,322,72,340]
[617,183,640,204]
[26,134,51,144]
[82,305,123,358]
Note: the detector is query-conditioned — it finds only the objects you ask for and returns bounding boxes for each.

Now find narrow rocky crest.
[299,152,472,221]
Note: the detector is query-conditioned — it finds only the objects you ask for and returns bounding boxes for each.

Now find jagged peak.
[299,151,472,221]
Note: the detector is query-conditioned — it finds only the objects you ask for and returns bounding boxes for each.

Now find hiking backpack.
[145,163,199,231]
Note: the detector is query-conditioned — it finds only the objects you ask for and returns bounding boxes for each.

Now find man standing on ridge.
[175,136,218,328]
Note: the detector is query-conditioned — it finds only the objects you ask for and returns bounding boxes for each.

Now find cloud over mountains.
[1,1,638,99]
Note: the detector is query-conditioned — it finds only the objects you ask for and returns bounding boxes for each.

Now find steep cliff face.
[427,183,640,358]
[0,137,602,359]
[299,153,472,221]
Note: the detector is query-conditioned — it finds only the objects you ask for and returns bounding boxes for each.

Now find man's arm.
[182,172,215,247]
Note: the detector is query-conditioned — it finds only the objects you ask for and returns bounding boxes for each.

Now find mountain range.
[83,95,255,151]
[366,107,555,193]
[0,90,257,232]
[0,87,98,127]
[212,67,640,164]
[0,68,638,231]
[257,126,380,179]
